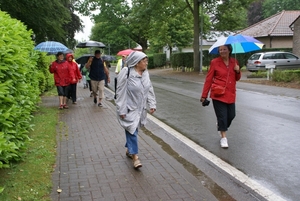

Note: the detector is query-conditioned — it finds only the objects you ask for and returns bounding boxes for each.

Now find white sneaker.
[220,137,228,148]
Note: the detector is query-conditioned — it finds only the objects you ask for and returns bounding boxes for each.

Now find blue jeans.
[125,129,138,155]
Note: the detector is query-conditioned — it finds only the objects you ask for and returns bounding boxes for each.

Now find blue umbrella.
[34,41,68,54]
[209,34,264,54]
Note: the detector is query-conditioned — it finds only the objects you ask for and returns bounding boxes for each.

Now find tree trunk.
[193,0,200,72]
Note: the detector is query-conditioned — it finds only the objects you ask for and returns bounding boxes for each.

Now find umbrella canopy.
[117,49,134,56]
[34,41,68,54]
[75,54,93,66]
[101,55,117,61]
[209,34,264,54]
[76,40,106,48]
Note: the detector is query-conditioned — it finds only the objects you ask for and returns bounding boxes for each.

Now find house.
[237,10,300,49]
[289,15,300,56]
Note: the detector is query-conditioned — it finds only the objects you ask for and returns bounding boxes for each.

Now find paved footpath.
[48,69,272,201]
[49,84,220,201]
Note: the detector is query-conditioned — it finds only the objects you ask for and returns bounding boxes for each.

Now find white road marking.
[148,114,287,201]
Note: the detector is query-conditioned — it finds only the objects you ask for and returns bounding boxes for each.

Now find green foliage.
[0,0,82,47]
[206,0,256,31]
[35,53,54,92]
[147,56,154,69]
[272,70,300,82]
[0,105,58,200]
[153,54,167,68]
[262,0,300,18]
[0,11,40,168]
[171,52,194,68]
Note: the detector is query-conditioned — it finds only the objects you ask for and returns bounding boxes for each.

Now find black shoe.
[94,98,97,104]
[98,102,103,107]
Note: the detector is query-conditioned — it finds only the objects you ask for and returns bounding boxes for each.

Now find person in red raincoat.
[49,52,75,109]
[200,44,241,148]
[66,53,82,104]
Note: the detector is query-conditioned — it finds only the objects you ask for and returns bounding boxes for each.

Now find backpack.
[114,67,130,99]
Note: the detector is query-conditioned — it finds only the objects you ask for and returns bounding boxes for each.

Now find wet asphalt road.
[108,67,299,200]
[149,75,300,201]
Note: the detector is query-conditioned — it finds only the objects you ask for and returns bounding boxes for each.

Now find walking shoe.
[93,98,97,104]
[133,159,142,169]
[98,102,103,107]
[72,102,77,104]
[220,137,228,148]
[59,105,63,110]
[63,105,69,109]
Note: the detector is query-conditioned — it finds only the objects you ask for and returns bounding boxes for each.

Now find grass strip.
[0,96,58,201]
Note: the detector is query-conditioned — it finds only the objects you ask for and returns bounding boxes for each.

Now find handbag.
[211,84,225,96]
[211,67,230,96]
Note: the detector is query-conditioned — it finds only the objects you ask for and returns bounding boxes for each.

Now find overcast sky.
[74,14,93,41]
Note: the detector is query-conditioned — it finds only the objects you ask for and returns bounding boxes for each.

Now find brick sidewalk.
[49,83,218,201]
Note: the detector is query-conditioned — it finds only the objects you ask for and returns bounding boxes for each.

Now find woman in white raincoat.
[116,51,156,169]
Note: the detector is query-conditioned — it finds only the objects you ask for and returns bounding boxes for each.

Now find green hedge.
[0,11,44,168]
[169,48,293,70]
[272,70,300,82]
[153,53,166,67]
[148,55,154,69]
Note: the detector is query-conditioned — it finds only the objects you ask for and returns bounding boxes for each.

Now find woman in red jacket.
[49,52,75,109]
[200,44,241,148]
[66,53,82,104]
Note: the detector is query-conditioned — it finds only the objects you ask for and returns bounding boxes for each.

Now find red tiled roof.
[237,10,300,37]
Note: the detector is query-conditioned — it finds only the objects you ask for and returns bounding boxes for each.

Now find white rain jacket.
[116,67,156,134]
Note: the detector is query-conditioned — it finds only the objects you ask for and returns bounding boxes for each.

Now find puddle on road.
[142,127,236,201]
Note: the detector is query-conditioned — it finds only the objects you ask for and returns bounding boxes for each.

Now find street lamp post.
[199,0,203,74]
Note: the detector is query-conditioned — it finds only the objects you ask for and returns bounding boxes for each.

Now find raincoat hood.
[126,51,147,67]
[66,53,74,61]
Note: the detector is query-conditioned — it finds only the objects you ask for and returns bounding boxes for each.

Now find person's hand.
[107,77,110,83]
[200,98,205,103]
[88,57,93,62]
[120,114,126,119]
[234,64,240,73]
[149,108,156,114]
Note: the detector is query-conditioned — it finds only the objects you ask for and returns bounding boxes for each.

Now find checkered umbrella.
[34,41,68,55]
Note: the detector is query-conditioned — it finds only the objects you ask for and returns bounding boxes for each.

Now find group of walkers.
[49,52,82,109]
[50,44,240,169]
[49,50,110,109]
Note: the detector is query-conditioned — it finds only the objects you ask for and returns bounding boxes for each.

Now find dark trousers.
[87,80,92,92]
[212,100,236,131]
[57,85,70,96]
[68,83,77,102]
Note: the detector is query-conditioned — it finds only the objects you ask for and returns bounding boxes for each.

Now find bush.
[0,11,40,168]
[272,70,300,82]
[153,53,166,67]
[147,55,154,69]
[36,53,54,92]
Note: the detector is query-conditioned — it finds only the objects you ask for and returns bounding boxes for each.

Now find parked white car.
[246,51,300,71]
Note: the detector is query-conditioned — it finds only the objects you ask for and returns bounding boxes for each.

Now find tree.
[0,0,82,46]
[247,0,264,26]
[76,0,195,53]
[262,0,300,18]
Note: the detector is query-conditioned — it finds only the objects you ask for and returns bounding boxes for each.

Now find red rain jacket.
[49,59,74,86]
[66,54,82,84]
[201,57,241,104]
